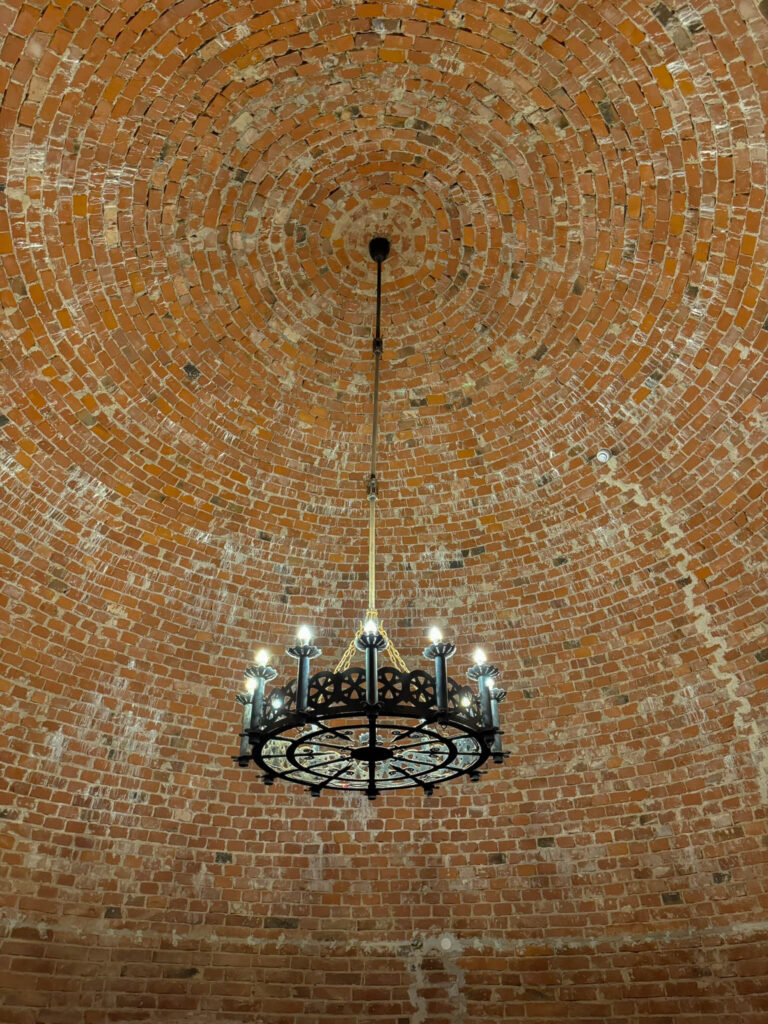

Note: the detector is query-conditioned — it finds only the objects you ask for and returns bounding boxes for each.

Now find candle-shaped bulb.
[364,618,378,635]
[297,625,312,644]
[255,648,270,667]
[473,647,487,666]
[428,626,443,644]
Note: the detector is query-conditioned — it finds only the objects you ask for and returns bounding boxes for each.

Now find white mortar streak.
[604,466,767,801]
[4,911,768,956]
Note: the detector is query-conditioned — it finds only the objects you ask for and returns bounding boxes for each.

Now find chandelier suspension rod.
[366,237,389,615]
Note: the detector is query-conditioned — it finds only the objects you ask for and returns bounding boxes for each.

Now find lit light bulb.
[255,649,269,667]
[245,677,257,695]
[297,625,312,644]
[364,618,378,635]
[461,695,471,708]
[272,696,282,708]
[473,647,487,666]
[428,626,443,644]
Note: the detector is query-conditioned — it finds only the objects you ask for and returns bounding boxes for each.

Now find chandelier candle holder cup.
[232,239,507,799]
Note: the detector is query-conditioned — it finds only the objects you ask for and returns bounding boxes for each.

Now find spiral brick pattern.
[1,2,767,1021]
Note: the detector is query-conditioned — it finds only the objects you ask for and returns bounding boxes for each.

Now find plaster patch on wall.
[45,727,66,761]
[405,932,467,1024]
[406,943,428,1024]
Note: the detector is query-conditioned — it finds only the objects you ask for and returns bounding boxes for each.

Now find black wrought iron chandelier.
[233,238,506,799]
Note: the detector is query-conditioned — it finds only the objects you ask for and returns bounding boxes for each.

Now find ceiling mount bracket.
[368,236,390,263]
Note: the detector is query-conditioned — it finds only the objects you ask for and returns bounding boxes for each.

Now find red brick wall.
[1,1,767,1021]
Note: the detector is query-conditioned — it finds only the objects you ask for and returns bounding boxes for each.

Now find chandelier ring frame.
[235,666,503,798]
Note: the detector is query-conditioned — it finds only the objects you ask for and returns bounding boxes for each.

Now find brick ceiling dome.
[1,2,768,1022]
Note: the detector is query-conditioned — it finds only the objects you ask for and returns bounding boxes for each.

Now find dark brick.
[264,917,299,929]
[597,99,617,127]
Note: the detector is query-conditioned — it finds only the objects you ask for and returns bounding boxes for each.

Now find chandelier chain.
[334,623,364,673]
[334,619,410,674]
[378,622,410,674]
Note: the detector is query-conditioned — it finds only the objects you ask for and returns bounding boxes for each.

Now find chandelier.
[233,238,506,799]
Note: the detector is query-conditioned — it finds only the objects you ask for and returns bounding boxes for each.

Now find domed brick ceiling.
[1,2,767,1021]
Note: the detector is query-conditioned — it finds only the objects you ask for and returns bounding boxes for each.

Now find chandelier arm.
[387,719,434,745]
[309,756,348,771]
[308,739,352,752]
[388,740,440,753]
[308,762,353,793]
[387,762,430,788]
[392,755,441,768]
